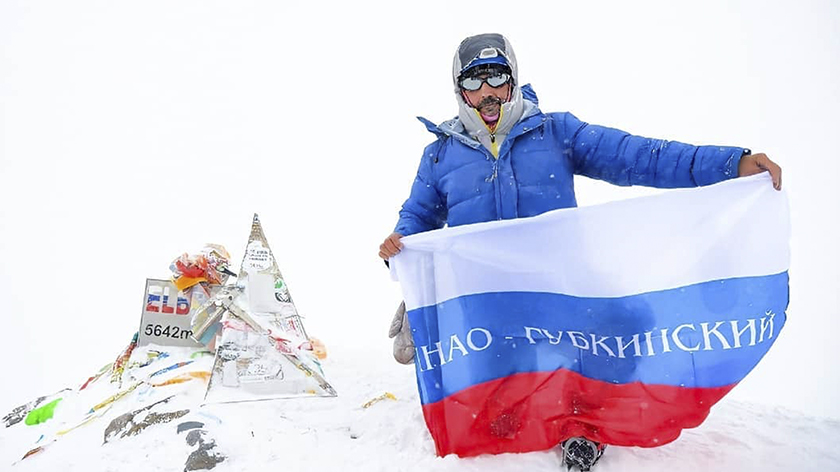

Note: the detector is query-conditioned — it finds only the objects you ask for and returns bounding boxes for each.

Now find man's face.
[460,70,511,125]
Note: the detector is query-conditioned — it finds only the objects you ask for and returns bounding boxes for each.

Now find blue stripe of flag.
[409,272,788,405]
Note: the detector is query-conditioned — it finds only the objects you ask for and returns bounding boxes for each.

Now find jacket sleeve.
[560,112,746,188]
[394,141,448,236]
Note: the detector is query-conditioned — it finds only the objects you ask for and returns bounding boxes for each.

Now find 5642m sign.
[138,279,211,348]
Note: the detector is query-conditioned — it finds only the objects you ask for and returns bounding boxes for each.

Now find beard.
[477,96,503,123]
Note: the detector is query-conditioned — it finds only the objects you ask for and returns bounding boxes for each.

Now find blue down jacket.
[394,85,746,237]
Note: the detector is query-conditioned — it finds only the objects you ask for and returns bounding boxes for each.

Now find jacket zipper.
[492,157,502,220]
[489,132,498,157]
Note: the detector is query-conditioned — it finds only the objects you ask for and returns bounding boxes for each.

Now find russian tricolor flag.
[391,174,789,457]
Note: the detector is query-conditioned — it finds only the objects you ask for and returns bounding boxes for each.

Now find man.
[380,33,781,470]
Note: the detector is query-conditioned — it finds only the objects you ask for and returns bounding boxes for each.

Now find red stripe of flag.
[421,369,734,457]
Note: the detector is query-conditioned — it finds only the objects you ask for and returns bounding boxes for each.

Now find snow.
[2,344,839,471]
[1,0,840,470]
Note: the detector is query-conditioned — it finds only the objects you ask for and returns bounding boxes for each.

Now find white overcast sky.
[1,0,838,419]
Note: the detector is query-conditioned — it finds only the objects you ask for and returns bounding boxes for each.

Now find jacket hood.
[450,34,526,154]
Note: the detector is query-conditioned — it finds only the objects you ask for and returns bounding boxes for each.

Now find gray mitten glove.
[388,301,414,365]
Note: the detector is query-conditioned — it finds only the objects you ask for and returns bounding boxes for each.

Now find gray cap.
[452,33,519,89]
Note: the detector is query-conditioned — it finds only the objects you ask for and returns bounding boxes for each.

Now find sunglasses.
[459,72,511,92]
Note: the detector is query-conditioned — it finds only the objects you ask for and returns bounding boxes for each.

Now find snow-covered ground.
[2,1,839,470]
[3,343,839,472]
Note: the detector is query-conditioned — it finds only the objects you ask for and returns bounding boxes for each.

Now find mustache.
[477,96,503,108]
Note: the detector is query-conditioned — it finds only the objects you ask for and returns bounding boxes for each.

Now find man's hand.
[739,152,782,190]
[379,232,404,260]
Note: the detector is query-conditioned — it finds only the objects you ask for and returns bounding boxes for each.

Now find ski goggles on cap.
[458,72,511,91]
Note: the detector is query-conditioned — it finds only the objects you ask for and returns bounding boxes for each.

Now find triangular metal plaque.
[203,214,336,404]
